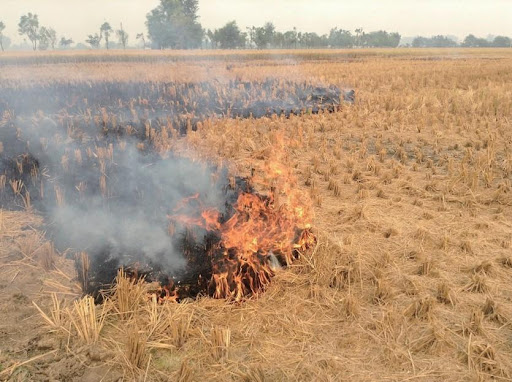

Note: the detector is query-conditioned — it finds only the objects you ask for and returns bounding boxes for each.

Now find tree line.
[0,13,132,51]
[206,23,401,49]
[0,0,511,51]
[411,35,511,48]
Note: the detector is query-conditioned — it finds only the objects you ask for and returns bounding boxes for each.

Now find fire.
[164,137,316,301]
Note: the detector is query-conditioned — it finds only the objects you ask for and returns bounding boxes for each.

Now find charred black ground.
[76,175,257,302]
[0,79,350,300]
[0,79,353,134]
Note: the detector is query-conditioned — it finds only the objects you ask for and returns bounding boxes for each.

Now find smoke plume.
[0,79,346,297]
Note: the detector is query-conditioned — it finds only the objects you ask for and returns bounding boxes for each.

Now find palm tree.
[355,28,364,47]
[100,22,113,49]
[116,23,129,49]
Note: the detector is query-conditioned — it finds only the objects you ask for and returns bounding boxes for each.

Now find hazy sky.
[2,0,511,45]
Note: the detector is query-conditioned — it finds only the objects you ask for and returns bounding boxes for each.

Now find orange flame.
[168,135,315,301]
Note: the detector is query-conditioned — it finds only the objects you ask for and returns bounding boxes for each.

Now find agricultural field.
[0,48,511,381]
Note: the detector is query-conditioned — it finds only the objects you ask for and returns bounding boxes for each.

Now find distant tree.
[462,34,490,47]
[319,34,330,48]
[246,27,256,48]
[282,28,298,49]
[362,30,401,48]
[38,27,57,50]
[18,13,40,50]
[411,37,426,47]
[264,22,275,47]
[211,21,246,49]
[0,21,5,51]
[38,26,50,50]
[273,31,284,48]
[136,33,147,49]
[355,28,364,47]
[86,33,101,49]
[253,22,275,49]
[328,28,354,48]
[412,35,458,48]
[100,22,113,49]
[48,28,57,49]
[146,0,203,49]
[60,37,74,48]
[300,32,327,48]
[182,0,199,19]
[116,24,129,49]
[492,36,511,47]
[253,27,265,49]
[389,32,402,47]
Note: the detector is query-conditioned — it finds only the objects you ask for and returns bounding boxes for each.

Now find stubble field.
[0,48,511,381]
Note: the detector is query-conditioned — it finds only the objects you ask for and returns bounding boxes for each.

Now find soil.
[0,211,122,381]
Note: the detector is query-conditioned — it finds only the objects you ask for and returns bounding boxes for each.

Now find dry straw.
[3,49,512,381]
[68,295,108,344]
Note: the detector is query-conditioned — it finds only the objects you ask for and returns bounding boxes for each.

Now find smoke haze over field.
[2,0,511,45]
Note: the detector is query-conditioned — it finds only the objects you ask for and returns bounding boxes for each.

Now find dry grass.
[210,327,231,361]
[112,269,148,320]
[124,326,150,371]
[2,48,512,381]
[32,293,66,329]
[68,295,108,345]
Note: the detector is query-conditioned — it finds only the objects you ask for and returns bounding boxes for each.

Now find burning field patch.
[0,79,352,134]
[0,79,332,301]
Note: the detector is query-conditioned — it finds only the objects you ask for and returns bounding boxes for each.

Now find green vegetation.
[0,2,510,51]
